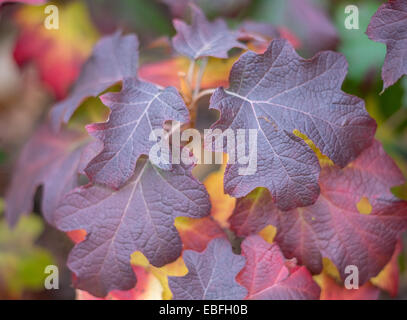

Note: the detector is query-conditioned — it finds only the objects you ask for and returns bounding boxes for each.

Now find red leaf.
[319,273,379,300]
[12,2,98,99]
[230,140,407,285]
[371,240,402,297]
[237,235,320,300]
[175,216,227,252]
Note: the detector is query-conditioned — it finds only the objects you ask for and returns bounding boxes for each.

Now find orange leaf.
[371,240,402,297]
[318,273,379,300]
[139,56,236,93]
[76,266,163,300]
[66,229,86,243]
[131,252,187,300]
[315,259,379,300]
[203,161,236,227]
[175,216,227,252]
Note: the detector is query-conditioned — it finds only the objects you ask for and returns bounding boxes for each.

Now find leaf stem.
[187,59,196,88]
[193,57,208,99]
[193,88,216,103]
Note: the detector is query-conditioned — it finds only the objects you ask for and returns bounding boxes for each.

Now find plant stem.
[193,57,208,99]
[193,88,216,103]
[187,59,196,89]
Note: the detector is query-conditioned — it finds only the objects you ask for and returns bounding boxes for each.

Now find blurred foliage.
[0,199,54,299]
[334,0,385,82]
[0,150,5,164]
[85,0,173,38]
[1,0,407,300]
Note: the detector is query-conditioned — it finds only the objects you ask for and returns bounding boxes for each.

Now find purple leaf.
[55,159,210,297]
[168,238,247,300]
[5,123,88,226]
[209,39,376,211]
[84,78,189,189]
[77,139,104,176]
[172,4,245,60]
[50,31,139,131]
[367,0,407,91]
[230,140,407,285]
[286,0,339,55]
[238,20,281,42]
[237,236,320,300]
[253,0,338,56]
[161,0,251,18]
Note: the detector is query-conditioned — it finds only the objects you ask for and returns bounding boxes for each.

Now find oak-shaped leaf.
[175,216,227,252]
[76,266,163,300]
[371,240,402,297]
[230,140,407,285]
[50,31,139,130]
[5,123,88,226]
[237,236,320,300]
[367,0,407,91]
[168,238,247,300]
[84,78,189,189]
[209,39,376,211]
[55,159,210,297]
[172,4,244,60]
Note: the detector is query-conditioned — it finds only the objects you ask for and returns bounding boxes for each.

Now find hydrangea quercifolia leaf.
[371,240,402,297]
[367,0,407,91]
[175,216,227,252]
[5,123,88,226]
[84,78,189,189]
[50,31,139,130]
[237,235,320,300]
[230,140,407,285]
[172,4,245,60]
[319,273,380,300]
[55,159,210,297]
[209,39,376,211]
[168,238,247,300]
[76,266,163,300]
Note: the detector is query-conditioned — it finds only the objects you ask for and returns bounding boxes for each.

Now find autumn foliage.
[2,0,407,300]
